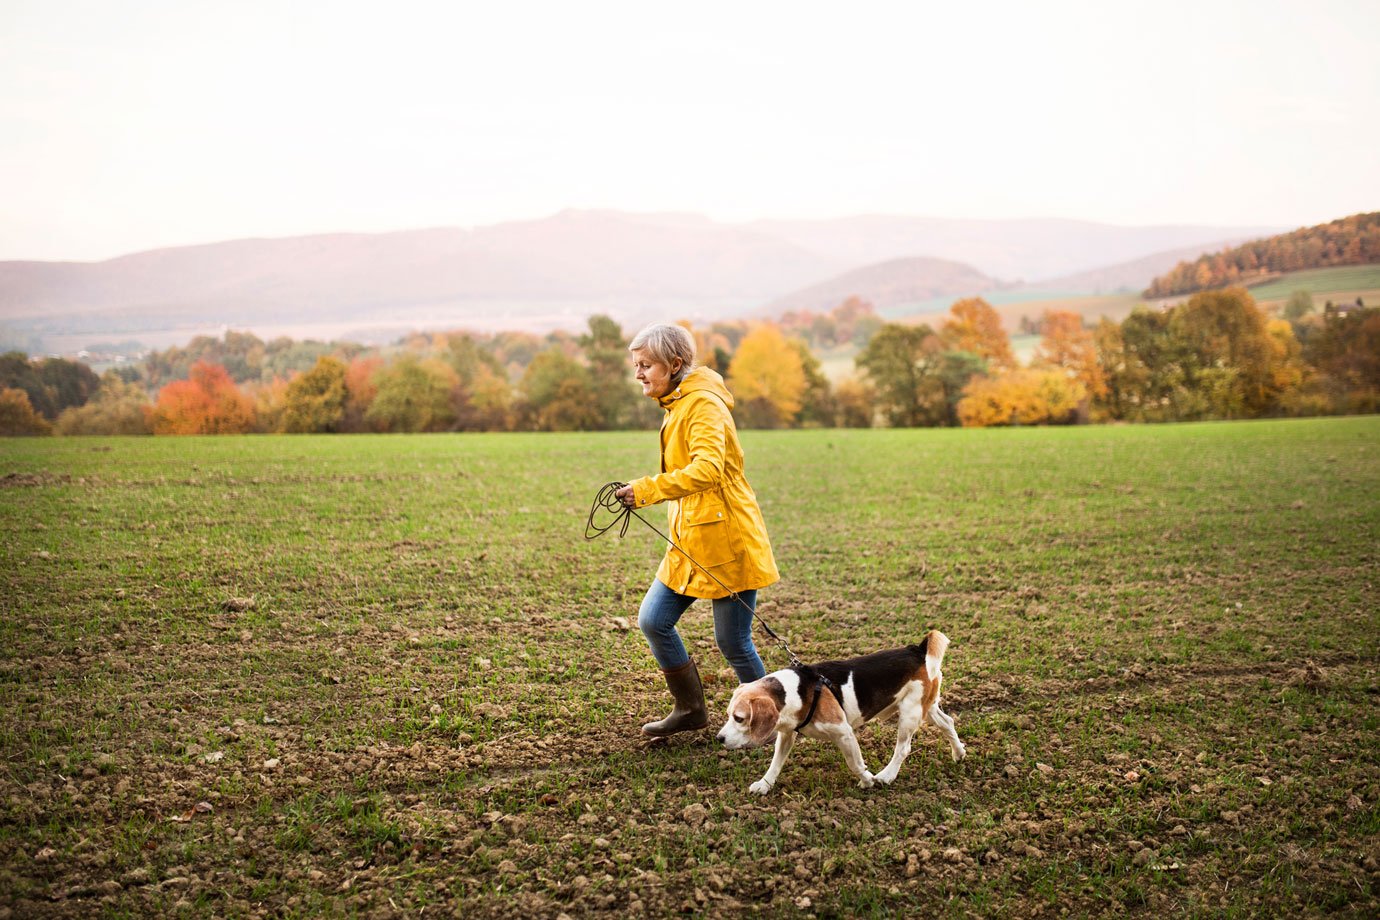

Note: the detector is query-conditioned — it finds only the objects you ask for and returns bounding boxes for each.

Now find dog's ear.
[747,694,780,746]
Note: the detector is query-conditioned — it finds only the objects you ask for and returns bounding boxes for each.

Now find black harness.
[793,666,842,734]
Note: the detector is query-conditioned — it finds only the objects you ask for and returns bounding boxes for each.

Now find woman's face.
[631,347,683,400]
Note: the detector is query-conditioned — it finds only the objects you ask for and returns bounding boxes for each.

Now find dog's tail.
[922,630,950,682]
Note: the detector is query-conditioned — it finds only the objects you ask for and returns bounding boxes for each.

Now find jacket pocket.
[676,491,740,568]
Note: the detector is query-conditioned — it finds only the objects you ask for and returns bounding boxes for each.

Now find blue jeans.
[638,580,766,683]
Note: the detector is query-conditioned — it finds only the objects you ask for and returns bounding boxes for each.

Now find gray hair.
[629,323,696,376]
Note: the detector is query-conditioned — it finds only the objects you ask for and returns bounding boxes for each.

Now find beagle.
[716,630,965,794]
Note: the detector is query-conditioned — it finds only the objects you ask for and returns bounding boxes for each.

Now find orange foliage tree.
[149,361,256,434]
[957,369,1086,427]
[1033,310,1106,401]
[726,324,806,428]
[941,298,1016,369]
[342,356,383,432]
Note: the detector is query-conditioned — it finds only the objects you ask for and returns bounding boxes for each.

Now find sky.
[2,0,1378,261]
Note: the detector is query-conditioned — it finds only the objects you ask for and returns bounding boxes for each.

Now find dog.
[716,630,965,794]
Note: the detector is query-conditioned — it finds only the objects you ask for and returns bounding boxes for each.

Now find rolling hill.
[0,209,1283,350]
[766,256,1006,315]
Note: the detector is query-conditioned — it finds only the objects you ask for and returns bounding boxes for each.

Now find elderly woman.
[615,323,779,737]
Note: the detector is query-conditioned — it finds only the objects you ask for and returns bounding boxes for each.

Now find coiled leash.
[584,481,806,669]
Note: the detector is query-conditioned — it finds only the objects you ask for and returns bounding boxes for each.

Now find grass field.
[1243,265,1380,314]
[2,419,1378,918]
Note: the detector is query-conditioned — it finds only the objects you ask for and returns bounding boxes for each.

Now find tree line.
[1145,212,1380,298]
[2,288,1377,436]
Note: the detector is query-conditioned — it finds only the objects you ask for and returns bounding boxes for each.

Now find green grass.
[1246,264,1380,302]
[2,419,1378,917]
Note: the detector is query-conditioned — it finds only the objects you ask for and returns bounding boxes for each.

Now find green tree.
[280,356,348,433]
[855,324,982,426]
[37,358,100,417]
[578,315,639,429]
[789,339,834,428]
[1283,289,1315,323]
[366,357,459,432]
[855,324,934,426]
[1101,308,1197,421]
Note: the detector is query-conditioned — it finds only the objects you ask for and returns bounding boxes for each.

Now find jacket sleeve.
[628,395,728,506]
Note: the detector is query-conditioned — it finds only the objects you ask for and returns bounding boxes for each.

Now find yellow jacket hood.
[658,366,735,412]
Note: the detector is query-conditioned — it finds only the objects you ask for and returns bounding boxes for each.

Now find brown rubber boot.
[641,659,709,737]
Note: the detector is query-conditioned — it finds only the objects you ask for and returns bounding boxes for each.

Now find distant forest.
[1145,212,1380,298]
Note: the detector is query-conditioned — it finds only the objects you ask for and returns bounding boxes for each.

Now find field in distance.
[1245,264,1380,310]
[2,419,1377,917]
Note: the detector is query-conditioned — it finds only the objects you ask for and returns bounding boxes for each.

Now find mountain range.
[0,210,1280,349]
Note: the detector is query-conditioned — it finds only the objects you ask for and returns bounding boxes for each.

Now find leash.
[584,481,805,668]
[793,668,839,734]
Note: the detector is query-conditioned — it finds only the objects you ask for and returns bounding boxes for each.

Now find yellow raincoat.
[628,366,779,598]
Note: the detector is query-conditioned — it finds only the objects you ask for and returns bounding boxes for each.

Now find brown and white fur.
[716,630,965,794]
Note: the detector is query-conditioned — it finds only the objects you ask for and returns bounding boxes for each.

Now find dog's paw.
[951,743,966,763]
[749,779,774,796]
[857,771,876,790]
[874,767,897,785]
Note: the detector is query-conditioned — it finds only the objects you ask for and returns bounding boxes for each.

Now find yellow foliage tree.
[726,324,806,428]
[957,368,1087,427]
[941,298,1016,369]
[0,387,52,435]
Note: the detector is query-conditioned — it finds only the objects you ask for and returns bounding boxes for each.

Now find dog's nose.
[716,732,725,743]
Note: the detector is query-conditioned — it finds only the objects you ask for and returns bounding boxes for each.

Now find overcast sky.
[2,0,1377,261]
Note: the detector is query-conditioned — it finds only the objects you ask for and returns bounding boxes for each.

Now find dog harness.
[793,667,842,734]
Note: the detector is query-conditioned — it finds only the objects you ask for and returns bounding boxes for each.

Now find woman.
[615,323,779,737]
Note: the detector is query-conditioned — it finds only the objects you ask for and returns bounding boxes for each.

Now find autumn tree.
[280,356,348,433]
[0,387,52,435]
[518,348,602,431]
[443,333,514,431]
[1033,310,1106,409]
[149,361,256,434]
[54,373,152,435]
[1145,212,1380,297]
[941,298,1015,370]
[1170,287,1297,417]
[366,357,459,432]
[832,377,876,427]
[341,356,383,432]
[1303,306,1380,412]
[249,378,291,433]
[726,324,806,429]
[956,369,1086,427]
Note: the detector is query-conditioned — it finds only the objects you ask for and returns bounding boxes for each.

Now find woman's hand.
[615,484,636,508]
